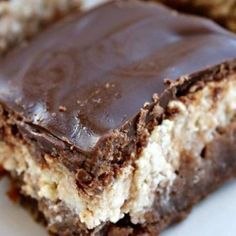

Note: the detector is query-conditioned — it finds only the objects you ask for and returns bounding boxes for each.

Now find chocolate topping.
[0,0,236,153]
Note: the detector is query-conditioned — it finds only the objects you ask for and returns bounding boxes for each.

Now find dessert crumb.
[59,106,67,112]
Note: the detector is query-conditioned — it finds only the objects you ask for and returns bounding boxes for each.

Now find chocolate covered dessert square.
[0,0,236,235]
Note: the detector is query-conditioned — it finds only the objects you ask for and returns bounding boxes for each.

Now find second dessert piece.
[0,0,236,235]
[157,0,236,32]
[0,0,107,53]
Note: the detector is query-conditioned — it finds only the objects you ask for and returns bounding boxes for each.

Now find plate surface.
[0,177,236,236]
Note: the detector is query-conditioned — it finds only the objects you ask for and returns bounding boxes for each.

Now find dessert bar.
[0,0,236,235]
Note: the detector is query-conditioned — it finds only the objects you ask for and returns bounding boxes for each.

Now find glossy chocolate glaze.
[0,0,236,153]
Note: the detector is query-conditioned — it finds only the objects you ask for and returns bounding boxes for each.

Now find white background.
[0,177,236,236]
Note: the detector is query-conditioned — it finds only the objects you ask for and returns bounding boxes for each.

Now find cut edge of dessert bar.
[0,61,236,235]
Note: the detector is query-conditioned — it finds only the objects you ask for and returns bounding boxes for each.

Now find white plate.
[0,177,236,236]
